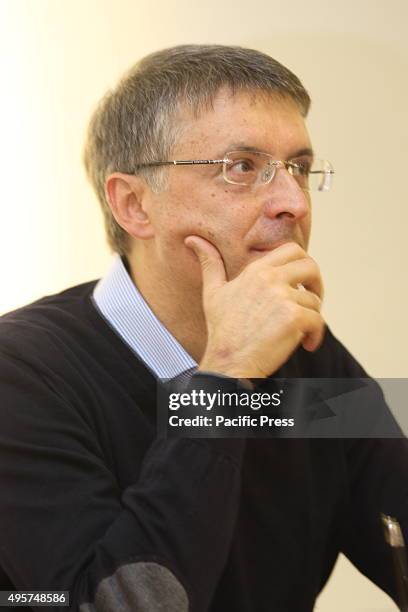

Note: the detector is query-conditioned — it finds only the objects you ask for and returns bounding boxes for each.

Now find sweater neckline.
[81,283,158,399]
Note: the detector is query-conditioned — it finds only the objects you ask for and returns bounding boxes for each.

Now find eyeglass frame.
[133,150,335,191]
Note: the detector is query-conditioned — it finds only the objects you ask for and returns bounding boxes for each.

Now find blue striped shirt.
[92,255,196,380]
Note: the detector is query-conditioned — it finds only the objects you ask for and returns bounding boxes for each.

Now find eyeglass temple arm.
[273,160,335,175]
[136,159,226,168]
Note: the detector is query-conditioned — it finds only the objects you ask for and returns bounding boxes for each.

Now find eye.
[289,158,312,176]
[225,151,260,184]
[230,158,255,173]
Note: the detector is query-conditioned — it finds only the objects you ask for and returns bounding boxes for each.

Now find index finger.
[282,257,324,300]
[249,241,307,268]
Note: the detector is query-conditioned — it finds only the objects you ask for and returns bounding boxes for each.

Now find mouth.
[250,239,297,253]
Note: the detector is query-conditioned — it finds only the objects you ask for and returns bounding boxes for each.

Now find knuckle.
[256,268,271,284]
[306,256,320,275]
[311,293,322,311]
[312,312,325,331]
[255,266,280,286]
[284,302,300,327]
[287,242,305,258]
[200,257,213,270]
[270,282,289,300]
[272,267,285,282]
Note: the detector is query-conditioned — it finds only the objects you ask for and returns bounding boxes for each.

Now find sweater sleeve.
[323,332,408,606]
[341,436,408,606]
[0,350,245,612]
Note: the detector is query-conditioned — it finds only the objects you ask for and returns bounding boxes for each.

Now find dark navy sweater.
[0,281,407,611]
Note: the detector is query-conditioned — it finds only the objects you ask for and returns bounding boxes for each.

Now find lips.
[250,239,295,252]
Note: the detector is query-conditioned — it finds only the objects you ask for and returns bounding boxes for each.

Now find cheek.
[153,181,257,260]
[152,192,257,284]
[161,191,230,237]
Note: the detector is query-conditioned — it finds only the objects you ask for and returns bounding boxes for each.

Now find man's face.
[144,88,313,288]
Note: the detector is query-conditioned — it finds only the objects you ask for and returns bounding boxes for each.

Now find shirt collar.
[92,254,196,379]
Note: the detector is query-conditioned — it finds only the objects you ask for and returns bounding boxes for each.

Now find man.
[0,45,406,611]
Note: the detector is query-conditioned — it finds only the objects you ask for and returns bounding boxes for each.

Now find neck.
[126,250,208,364]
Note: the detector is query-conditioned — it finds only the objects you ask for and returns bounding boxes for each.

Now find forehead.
[173,88,312,158]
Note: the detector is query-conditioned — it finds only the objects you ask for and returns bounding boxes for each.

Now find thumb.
[184,235,227,293]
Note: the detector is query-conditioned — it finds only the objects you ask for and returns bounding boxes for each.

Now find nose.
[262,164,310,221]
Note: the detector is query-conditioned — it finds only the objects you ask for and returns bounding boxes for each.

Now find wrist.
[198,353,265,381]
[196,369,255,390]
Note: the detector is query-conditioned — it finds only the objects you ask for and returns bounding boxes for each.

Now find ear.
[105,172,155,240]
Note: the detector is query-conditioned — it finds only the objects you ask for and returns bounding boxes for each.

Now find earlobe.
[105,172,155,240]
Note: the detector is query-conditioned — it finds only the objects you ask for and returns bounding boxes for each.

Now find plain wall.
[1,0,407,609]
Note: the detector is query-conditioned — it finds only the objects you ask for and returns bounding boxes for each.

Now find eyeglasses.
[136,150,334,192]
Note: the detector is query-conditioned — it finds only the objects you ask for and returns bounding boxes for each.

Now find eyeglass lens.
[223,151,333,192]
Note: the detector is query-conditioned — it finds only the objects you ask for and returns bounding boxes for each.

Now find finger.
[281,258,324,300]
[298,308,326,351]
[302,328,326,351]
[290,287,322,312]
[251,241,307,267]
[184,235,227,294]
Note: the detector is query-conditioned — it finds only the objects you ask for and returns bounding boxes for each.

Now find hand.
[185,237,325,379]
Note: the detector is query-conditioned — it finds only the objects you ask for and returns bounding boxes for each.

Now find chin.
[224,257,252,281]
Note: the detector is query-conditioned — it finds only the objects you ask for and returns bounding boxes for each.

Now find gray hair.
[83,44,311,255]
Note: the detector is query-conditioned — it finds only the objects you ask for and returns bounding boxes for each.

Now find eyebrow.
[220,143,315,160]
